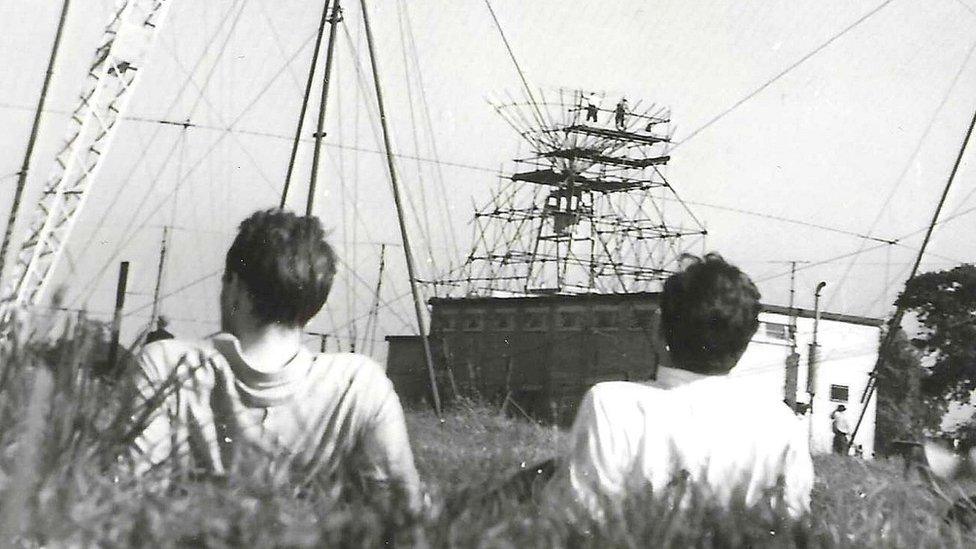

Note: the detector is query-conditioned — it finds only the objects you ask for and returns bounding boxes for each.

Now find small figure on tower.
[614,97,629,130]
[585,92,600,123]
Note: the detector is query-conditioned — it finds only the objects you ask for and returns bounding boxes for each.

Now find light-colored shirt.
[554,367,814,520]
[125,333,420,508]
[832,411,850,435]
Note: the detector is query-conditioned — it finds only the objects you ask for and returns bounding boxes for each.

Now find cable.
[675,0,898,147]
[825,33,976,310]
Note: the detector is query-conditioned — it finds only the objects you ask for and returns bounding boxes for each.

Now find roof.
[428,293,883,327]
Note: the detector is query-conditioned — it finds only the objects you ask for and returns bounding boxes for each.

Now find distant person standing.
[614,98,628,130]
[831,404,850,454]
[145,315,174,344]
[585,92,600,123]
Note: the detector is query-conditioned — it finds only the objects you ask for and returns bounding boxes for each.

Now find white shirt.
[554,367,814,519]
[125,334,421,508]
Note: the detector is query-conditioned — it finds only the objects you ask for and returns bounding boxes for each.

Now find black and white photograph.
[0,1,975,546]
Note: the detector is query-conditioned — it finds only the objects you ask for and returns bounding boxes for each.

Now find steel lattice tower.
[0,0,174,323]
[443,89,707,296]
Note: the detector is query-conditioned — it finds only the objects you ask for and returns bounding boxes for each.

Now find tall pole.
[359,0,442,416]
[280,0,333,209]
[0,0,72,284]
[808,281,826,447]
[107,261,130,373]
[784,261,799,409]
[306,0,343,216]
[850,96,976,447]
[149,226,169,323]
[363,243,386,355]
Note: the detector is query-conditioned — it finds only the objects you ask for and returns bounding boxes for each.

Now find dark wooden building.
[386,293,670,422]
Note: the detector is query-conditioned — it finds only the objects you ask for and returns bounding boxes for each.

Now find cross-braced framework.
[441,89,707,296]
[0,0,174,324]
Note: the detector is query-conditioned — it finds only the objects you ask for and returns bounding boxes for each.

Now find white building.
[734,305,882,457]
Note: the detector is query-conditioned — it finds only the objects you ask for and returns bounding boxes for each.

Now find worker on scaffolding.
[585,92,600,123]
[614,98,629,130]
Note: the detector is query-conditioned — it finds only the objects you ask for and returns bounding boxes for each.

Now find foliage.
[897,264,976,401]
[874,328,938,452]
[2,317,976,546]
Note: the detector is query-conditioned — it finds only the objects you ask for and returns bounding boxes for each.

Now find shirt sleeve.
[355,372,423,514]
[557,384,636,519]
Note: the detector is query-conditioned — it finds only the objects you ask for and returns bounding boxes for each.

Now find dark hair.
[224,209,337,326]
[660,253,761,374]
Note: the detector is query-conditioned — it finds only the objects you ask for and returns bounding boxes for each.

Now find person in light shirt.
[551,253,814,519]
[123,209,421,514]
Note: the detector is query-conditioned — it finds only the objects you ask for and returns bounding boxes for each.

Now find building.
[386,294,881,456]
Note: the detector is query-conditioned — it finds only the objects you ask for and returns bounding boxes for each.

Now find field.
[2,327,976,547]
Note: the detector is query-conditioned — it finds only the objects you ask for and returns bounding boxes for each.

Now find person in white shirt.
[123,209,421,513]
[831,404,851,454]
[551,253,814,520]
[585,92,600,123]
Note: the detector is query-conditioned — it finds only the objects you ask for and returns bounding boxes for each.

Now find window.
[764,322,790,341]
[437,313,456,331]
[491,311,513,330]
[558,311,580,330]
[524,311,548,331]
[830,384,849,403]
[595,310,617,330]
[629,309,655,330]
[462,311,484,332]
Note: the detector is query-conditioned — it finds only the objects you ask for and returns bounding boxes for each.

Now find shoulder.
[578,381,668,427]
[586,381,667,408]
[138,338,222,383]
[310,352,393,390]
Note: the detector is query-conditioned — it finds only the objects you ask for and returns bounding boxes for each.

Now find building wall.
[734,312,880,457]
[386,296,881,456]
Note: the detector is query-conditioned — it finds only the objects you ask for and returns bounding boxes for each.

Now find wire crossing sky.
[0,1,975,358]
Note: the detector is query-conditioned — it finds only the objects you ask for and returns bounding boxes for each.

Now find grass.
[2,319,976,547]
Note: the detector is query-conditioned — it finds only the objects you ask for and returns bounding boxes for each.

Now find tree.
[896,264,976,402]
[874,327,935,453]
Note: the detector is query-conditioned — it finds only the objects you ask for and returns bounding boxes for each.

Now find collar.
[211,333,314,407]
[650,366,725,390]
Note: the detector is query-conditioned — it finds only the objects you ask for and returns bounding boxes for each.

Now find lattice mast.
[448,89,706,296]
[0,0,174,321]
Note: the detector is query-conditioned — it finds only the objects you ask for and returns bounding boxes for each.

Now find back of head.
[224,209,337,327]
[660,253,761,375]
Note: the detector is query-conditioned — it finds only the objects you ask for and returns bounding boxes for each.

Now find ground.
[1,353,975,547]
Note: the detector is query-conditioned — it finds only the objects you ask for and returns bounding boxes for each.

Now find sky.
[1,0,975,360]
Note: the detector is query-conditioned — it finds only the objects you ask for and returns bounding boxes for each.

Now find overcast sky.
[1,0,975,355]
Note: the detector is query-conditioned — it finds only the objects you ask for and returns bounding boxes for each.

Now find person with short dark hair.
[145,315,174,344]
[551,253,813,519]
[125,209,421,512]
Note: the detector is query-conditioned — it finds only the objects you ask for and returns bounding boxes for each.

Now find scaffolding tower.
[441,89,707,296]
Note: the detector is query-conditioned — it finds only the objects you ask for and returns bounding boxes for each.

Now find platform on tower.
[510,168,661,193]
[550,124,671,145]
[542,148,670,168]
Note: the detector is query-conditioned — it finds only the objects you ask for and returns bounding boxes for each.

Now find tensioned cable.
[73,24,323,304]
[675,0,898,147]
[850,90,976,445]
[70,0,249,265]
[825,34,976,310]
[398,0,462,268]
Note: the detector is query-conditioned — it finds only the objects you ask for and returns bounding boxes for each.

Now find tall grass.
[1,314,976,547]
